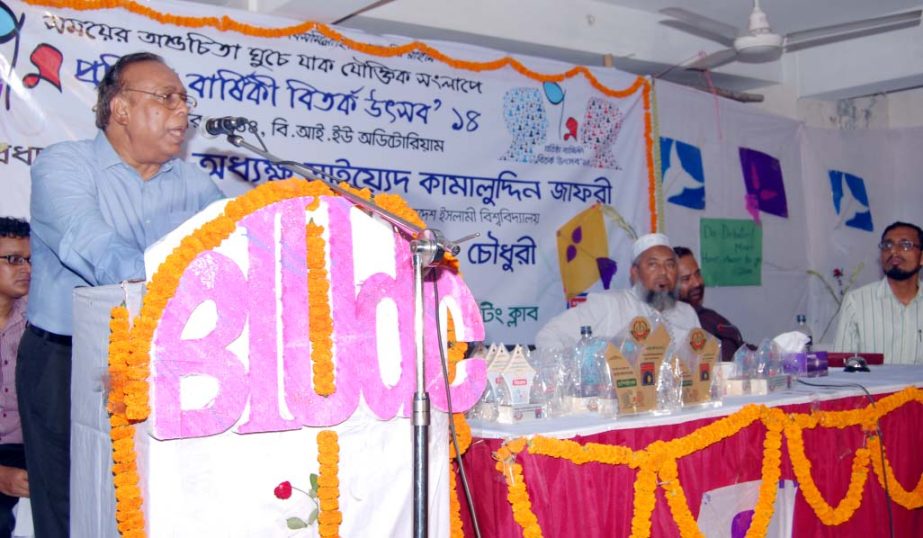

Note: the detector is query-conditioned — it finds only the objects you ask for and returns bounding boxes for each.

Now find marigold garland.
[22,1,647,95]
[659,458,701,538]
[867,435,923,509]
[316,430,342,538]
[495,438,542,538]
[641,79,659,232]
[785,418,870,524]
[449,413,472,460]
[107,305,145,537]
[306,219,335,396]
[449,462,464,537]
[746,417,783,538]
[491,393,923,538]
[649,85,667,232]
[444,284,472,537]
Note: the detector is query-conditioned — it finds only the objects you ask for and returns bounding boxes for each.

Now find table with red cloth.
[457,366,923,537]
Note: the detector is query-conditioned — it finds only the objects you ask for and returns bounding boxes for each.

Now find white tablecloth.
[469,365,923,439]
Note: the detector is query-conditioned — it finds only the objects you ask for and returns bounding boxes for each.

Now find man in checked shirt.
[0,217,31,537]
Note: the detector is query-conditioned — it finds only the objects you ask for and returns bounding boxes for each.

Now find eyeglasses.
[878,240,922,252]
[0,255,30,266]
[121,88,197,110]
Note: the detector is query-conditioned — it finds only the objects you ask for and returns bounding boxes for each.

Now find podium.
[72,284,136,538]
[69,181,486,537]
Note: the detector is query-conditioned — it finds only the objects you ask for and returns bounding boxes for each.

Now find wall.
[756,83,923,129]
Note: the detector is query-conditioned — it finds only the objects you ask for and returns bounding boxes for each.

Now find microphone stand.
[225,132,469,538]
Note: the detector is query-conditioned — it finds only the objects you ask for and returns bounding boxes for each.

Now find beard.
[634,281,679,312]
[682,285,704,307]
[885,265,921,281]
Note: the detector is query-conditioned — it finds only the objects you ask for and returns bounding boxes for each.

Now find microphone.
[441,232,480,256]
[204,116,250,136]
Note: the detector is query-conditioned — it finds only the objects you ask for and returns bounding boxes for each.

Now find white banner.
[655,80,808,343]
[656,80,923,347]
[801,126,923,345]
[0,0,657,344]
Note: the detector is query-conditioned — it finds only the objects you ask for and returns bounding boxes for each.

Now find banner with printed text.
[0,0,655,344]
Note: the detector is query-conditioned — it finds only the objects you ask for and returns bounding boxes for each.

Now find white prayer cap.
[632,233,672,260]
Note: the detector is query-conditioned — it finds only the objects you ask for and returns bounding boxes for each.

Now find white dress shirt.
[535,288,701,350]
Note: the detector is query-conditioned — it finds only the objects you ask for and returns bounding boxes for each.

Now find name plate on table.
[680,328,719,406]
[604,316,670,415]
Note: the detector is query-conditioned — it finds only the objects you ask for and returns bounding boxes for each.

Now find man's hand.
[0,465,28,497]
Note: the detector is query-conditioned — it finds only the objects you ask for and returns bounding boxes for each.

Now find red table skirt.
[455,394,923,537]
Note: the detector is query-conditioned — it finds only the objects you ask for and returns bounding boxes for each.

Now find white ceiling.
[182,0,923,100]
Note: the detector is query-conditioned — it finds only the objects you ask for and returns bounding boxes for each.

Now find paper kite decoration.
[556,204,617,300]
[739,147,788,222]
[661,137,705,210]
[828,170,873,231]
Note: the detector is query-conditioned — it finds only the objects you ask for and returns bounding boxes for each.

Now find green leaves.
[279,473,321,531]
[286,518,308,529]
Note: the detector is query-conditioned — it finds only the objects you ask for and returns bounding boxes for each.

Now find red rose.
[832,268,844,278]
[274,481,293,500]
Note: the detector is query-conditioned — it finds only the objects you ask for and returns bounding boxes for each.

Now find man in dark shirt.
[673,246,750,361]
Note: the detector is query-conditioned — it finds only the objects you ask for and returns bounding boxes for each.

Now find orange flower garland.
[306,219,335,396]
[316,430,342,538]
[449,413,472,460]
[444,280,472,537]
[23,1,647,94]
[659,458,701,538]
[641,80,659,232]
[489,394,923,538]
[449,462,464,537]
[867,435,923,509]
[495,438,542,538]
[107,305,145,538]
[785,418,870,524]
[630,461,658,538]
[746,415,783,538]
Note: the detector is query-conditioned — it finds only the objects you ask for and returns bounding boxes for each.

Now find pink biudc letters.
[151,196,486,439]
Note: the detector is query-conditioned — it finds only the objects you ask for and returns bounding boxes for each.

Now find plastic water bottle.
[576,326,605,399]
[795,314,813,352]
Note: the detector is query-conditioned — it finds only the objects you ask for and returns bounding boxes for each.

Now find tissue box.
[782,351,828,377]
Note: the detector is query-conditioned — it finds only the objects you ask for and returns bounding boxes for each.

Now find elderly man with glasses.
[21,52,224,537]
[834,221,923,364]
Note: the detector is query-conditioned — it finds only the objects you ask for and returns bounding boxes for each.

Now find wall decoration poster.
[699,218,762,286]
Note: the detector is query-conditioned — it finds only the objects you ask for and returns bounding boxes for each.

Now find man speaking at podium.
[19,52,224,537]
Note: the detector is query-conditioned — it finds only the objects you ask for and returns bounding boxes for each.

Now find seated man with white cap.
[535,233,701,349]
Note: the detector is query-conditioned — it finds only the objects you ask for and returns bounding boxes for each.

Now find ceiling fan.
[660,0,922,70]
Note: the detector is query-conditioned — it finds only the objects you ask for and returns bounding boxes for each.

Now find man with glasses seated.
[0,218,31,538]
[834,221,923,364]
[22,52,224,537]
